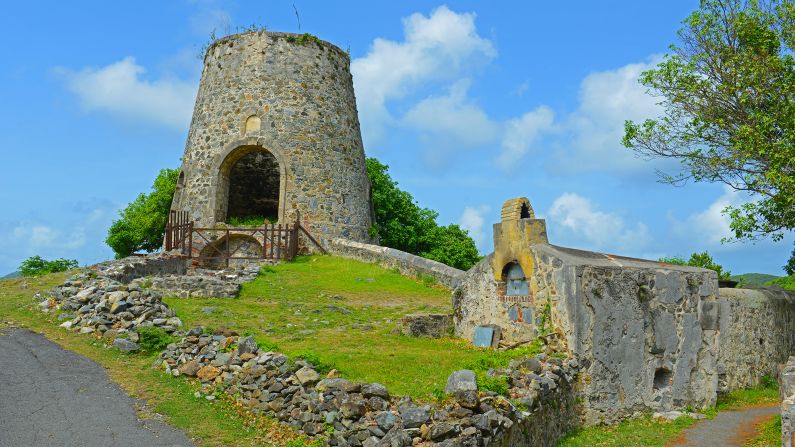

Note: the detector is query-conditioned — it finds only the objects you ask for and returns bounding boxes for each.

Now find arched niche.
[503,262,529,296]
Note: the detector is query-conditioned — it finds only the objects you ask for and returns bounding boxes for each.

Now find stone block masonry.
[170,31,374,247]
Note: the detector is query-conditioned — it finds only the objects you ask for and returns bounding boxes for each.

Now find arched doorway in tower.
[216,146,282,225]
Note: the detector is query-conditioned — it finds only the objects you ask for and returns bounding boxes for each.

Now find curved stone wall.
[171,31,373,244]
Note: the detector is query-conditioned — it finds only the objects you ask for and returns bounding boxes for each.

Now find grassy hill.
[732,273,781,286]
[165,255,538,400]
[1,271,20,280]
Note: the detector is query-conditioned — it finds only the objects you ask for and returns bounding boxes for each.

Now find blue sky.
[1,1,792,275]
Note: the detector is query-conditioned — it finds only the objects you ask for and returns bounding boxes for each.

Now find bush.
[19,256,78,277]
[136,326,175,352]
[106,168,179,258]
[367,157,481,270]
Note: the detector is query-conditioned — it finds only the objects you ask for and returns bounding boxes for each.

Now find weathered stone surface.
[112,338,139,352]
[197,365,221,381]
[445,370,477,394]
[718,287,795,393]
[403,408,430,429]
[294,366,320,386]
[454,243,720,425]
[237,336,258,355]
[178,360,201,377]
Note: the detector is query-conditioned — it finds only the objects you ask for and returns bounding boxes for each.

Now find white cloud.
[671,186,741,246]
[550,56,666,174]
[459,205,491,252]
[351,5,496,144]
[548,193,650,253]
[498,106,556,170]
[403,80,499,147]
[58,57,197,130]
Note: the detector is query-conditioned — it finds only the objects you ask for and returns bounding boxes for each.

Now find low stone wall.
[781,356,795,447]
[92,254,188,283]
[328,238,464,289]
[396,314,454,338]
[130,265,261,299]
[157,329,580,447]
[717,287,795,393]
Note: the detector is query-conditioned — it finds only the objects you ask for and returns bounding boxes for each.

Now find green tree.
[19,255,78,276]
[785,247,795,276]
[623,0,795,246]
[658,251,732,280]
[366,158,481,270]
[106,168,179,258]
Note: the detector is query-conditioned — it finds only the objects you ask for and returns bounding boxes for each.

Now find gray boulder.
[445,369,477,394]
[113,338,139,352]
[237,336,259,355]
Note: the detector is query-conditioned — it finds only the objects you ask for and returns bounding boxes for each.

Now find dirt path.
[668,405,779,447]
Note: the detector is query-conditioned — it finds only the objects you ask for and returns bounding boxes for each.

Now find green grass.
[743,415,781,447]
[164,255,540,399]
[226,215,275,227]
[0,273,307,447]
[558,379,780,446]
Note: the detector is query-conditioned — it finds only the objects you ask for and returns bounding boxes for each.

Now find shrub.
[19,256,78,277]
[136,326,175,352]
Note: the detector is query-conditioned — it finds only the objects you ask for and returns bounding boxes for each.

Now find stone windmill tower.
[170,31,374,246]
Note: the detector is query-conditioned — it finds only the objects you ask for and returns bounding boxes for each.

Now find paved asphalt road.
[0,328,194,447]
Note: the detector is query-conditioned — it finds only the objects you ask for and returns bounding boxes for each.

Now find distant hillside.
[1,271,20,280]
[732,273,781,286]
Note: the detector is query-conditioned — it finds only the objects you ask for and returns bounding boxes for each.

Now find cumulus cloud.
[351,5,496,144]
[58,57,197,130]
[403,80,499,148]
[671,186,742,247]
[550,56,666,174]
[459,205,492,252]
[548,193,650,253]
[498,106,556,170]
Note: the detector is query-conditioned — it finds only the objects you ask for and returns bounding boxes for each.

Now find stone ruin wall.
[717,287,795,392]
[454,244,720,424]
[171,31,373,246]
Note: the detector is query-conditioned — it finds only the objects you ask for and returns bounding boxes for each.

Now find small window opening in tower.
[226,150,279,224]
[520,202,531,219]
[504,262,529,296]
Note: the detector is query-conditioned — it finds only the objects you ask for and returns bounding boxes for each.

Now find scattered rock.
[197,365,221,381]
[113,338,139,352]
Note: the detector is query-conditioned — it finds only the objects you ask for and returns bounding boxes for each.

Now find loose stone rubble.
[42,271,181,346]
[156,329,579,446]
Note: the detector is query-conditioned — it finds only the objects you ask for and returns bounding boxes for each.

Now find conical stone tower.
[171,31,373,245]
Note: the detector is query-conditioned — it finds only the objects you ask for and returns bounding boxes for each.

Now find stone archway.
[215,146,284,224]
